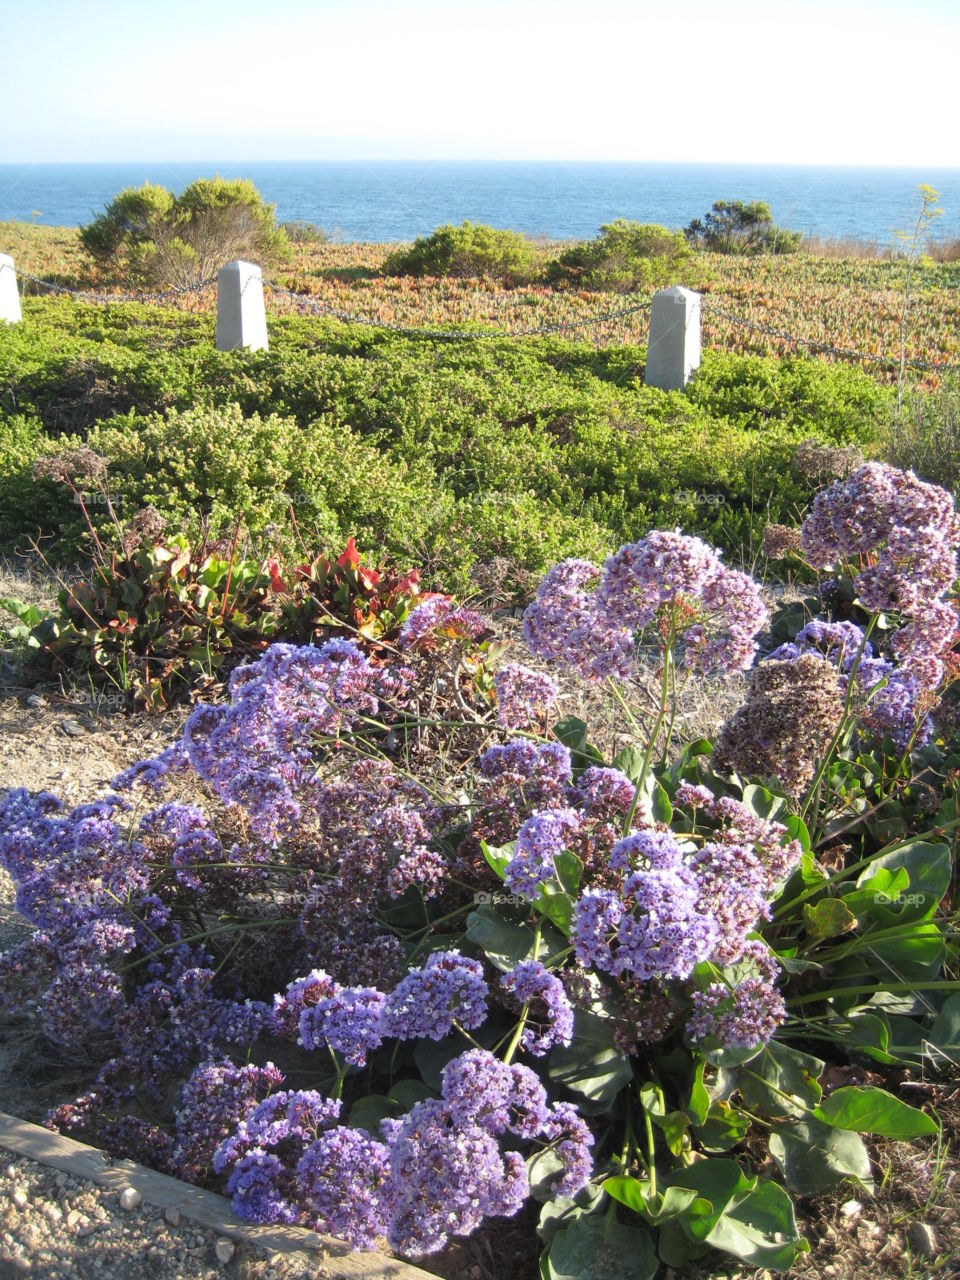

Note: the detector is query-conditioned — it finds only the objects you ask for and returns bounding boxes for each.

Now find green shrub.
[883,377,960,495]
[0,297,893,590]
[685,200,802,255]
[383,221,536,282]
[79,177,290,287]
[280,219,329,245]
[546,219,692,291]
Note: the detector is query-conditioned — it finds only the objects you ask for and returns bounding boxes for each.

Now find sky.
[2,0,958,166]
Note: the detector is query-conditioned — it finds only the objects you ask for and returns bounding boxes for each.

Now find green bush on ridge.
[546,219,693,291]
[383,220,537,283]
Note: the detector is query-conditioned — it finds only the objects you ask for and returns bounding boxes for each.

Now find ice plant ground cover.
[0,463,958,1277]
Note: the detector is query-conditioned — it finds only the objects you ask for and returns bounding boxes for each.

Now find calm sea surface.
[1,162,959,243]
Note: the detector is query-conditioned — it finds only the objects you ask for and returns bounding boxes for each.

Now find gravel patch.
[0,1149,321,1279]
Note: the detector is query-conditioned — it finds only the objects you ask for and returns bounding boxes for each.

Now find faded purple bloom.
[494,663,559,729]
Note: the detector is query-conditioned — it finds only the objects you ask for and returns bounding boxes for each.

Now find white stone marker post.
[215,260,268,352]
[0,254,22,325]
[645,285,701,390]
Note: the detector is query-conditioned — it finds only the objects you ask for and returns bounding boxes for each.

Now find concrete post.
[0,254,22,325]
[645,285,701,390]
[215,260,268,352]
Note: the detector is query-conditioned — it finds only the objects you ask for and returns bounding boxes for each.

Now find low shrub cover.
[1,463,955,1275]
[0,297,890,586]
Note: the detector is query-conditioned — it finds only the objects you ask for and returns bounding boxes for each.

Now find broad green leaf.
[930,994,960,1057]
[546,1210,658,1280]
[465,905,565,972]
[769,1117,873,1195]
[742,783,787,823]
[553,849,583,895]
[686,1060,710,1126]
[387,1079,435,1109]
[347,1094,396,1134]
[613,745,644,781]
[855,841,951,922]
[705,1179,808,1271]
[552,715,604,769]
[657,1218,710,1266]
[481,839,511,881]
[696,1101,752,1152]
[803,898,856,941]
[738,1041,824,1118]
[537,1183,604,1244]
[814,1086,938,1138]
[662,1159,755,1240]
[548,1011,634,1110]
[534,881,575,934]
[604,1177,703,1224]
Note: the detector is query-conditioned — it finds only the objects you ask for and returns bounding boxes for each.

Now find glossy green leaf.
[814,1086,938,1138]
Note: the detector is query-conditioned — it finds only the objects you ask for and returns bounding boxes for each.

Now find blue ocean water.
[1,161,959,243]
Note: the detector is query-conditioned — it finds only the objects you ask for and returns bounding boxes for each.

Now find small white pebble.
[11,1188,28,1211]
[164,1207,181,1226]
[66,1209,82,1230]
[119,1186,142,1211]
[215,1238,235,1265]
[840,1198,862,1218]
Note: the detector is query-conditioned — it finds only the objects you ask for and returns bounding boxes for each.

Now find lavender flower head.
[523,533,767,683]
[500,961,574,1055]
[494,663,559,729]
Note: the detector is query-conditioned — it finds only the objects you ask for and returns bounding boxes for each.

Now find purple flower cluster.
[505,807,580,897]
[801,463,960,691]
[299,987,388,1066]
[176,639,400,844]
[500,961,574,1055]
[282,952,489,1059]
[381,951,489,1041]
[382,1050,592,1256]
[399,597,487,649]
[572,854,716,982]
[522,533,767,682]
[493,663,559,729]
[172,1060,284,1182]
[686,943,786,1049]
[205,1048,592,1256]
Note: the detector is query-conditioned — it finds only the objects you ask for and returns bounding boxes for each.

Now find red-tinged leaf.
[336,538,360,569]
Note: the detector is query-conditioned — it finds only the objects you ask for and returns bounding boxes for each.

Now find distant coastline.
[2,161,959,242]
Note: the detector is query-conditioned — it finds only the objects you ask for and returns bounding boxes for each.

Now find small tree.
[546,219,691,291]
[80,177,290,288]
[383,221,536,283]
[893,183,943,418]
[684,200,801,255]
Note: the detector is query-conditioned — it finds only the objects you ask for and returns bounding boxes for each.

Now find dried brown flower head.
[792,440,863,483]
[762,523,803,560]
[715,653,844,797]
[33,447,109,485]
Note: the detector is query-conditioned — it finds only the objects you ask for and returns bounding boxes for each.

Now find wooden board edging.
[0,1110,436,1280]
